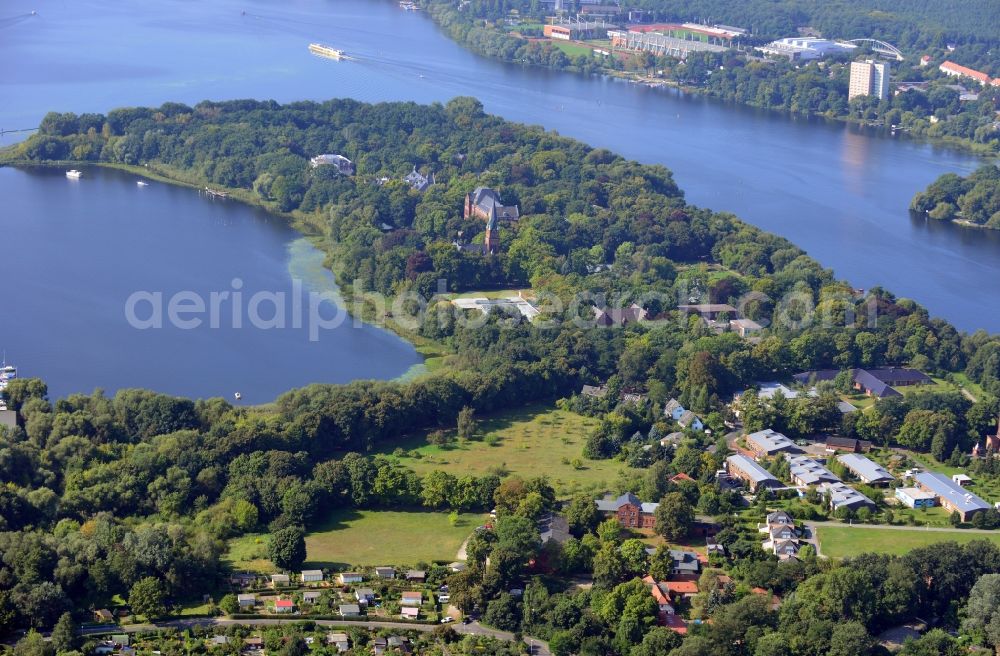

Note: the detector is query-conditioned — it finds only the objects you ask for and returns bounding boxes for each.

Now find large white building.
[849,60,890,101]
[759,37,857,61]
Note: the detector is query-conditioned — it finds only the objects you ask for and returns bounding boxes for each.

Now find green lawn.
[379,405,626,497]
[551,41,595,57]
[226,509,485,571]
[818,526,1000,558]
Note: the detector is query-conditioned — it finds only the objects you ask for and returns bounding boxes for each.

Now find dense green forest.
[910,164,1000,228]
[5,98,1000,654]
[423,1,1000,150]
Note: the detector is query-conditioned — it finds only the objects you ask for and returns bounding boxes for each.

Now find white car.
[438,595,451,603]
[440,616,454,624]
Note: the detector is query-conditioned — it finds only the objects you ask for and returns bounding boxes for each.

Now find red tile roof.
[664,580,699,595]
[670,473,695,483]
[940,61,993,85]
[664,613,688,634]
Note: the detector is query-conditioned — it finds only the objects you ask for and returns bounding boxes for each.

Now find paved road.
[80,617,549,655]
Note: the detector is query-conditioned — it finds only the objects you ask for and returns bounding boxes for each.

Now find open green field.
[226,510,485,572]
[551,41,595,57]
[380,405,626,497]
[817,526,1000,558]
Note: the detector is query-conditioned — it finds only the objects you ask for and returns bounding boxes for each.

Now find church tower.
[484,208,499,255]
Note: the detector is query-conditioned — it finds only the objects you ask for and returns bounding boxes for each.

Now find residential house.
[595,492,659,529]
[726,454,782,492]
[400,606,420,620]
[838,453,894,485]
[642,575,676,616]
[664,398,686,421]
[270,574,290,587]
[94,608,114,623]
[339,572,363,584]
[677,410,704,431]
[326,633,350,653]
[400,591,422,606]
[447,561,468,572]
[309,154,354,175]
[339,603,361,617]
[374,566,396,579]
[301,569,324,583]
[620,389,648,406]
[237,594,256,609]
[818,481,876,512]
[745,429,798,457]
[355,588,376,605]
[274,599,294,613]
[244,637,265,652]
[669,549,701,578]
[662,580,699,598]
[464,187,519,223]
[664,613,688,634]
[660,431,685,448]
[539,513,570,545]
[914,471,991,521]
[593,303,647,327]
[581,384,608,398]
[730,318,763,337]
[302,591,321,604]
[895,487,936,509]
[786,454,840,487]
[670,472,695,484]
[405,570,426,582]
[772,540,800,558]
[403,166,434,192]
[676,303,738,319]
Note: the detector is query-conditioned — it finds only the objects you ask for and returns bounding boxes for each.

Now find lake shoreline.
[0,158,436,389]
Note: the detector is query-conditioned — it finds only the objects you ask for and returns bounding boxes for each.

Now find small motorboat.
[137,180,149,187]
[234,392,242,401]
[66,169,82,179]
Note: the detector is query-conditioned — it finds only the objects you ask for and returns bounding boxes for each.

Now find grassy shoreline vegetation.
[6,98,1000,655]
[910,163,1000,230]
[420,0,1000,156]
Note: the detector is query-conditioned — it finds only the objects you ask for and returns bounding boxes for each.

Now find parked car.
[440,616,454,624]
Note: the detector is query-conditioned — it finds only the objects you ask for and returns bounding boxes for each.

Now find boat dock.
[203,187,228,199]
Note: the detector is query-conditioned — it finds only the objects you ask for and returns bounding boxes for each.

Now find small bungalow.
[237,594,256,609]
[270,573,290,587]
[301,569,324,583]
[94,608,114,623]
[339,572,364,584]
[447,561,468,572]
[400,606,420,620]
[302,591,321,604]
[730,318,763,337]
[664,398,686,421]
[677,410,704,431]
[355,588,376,605]
[339,603,361,617]
[327,633,350,652]
[274,599,294,613]
[581,384,609,398]
[244,637,265,651]
[405,570,426,582]
[401,591,422,606]
[374,566,396,579]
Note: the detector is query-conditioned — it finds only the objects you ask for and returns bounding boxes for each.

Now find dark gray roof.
[595,492,658,514]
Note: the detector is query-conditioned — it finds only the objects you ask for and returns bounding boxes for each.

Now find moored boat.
[66,169,82,179]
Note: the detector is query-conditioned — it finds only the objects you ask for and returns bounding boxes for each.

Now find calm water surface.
[1,0,997,397]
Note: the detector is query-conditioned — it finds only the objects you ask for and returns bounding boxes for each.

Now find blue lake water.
[1,0,997,398]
